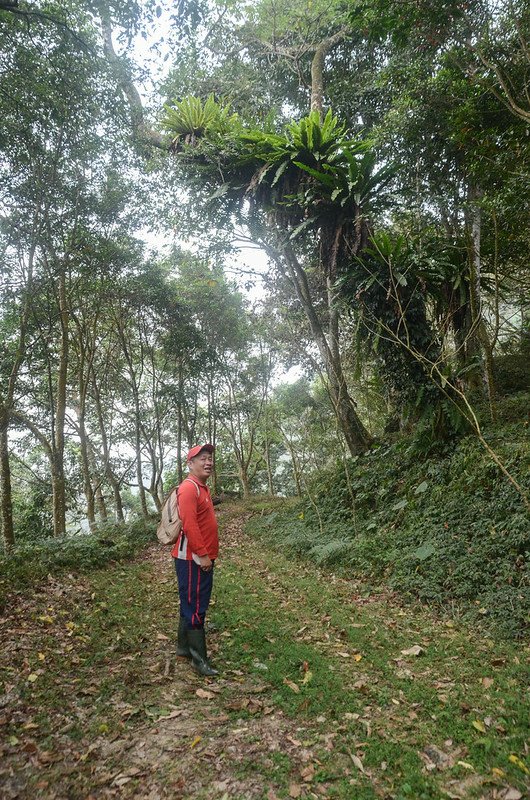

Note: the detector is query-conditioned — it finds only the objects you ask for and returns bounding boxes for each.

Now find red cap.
[187,443,215,461]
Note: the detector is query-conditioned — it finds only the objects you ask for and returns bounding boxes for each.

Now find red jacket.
[171,476,219,561]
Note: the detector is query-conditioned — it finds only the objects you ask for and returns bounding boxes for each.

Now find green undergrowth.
[247,394,530,639]
[0,519,155,611]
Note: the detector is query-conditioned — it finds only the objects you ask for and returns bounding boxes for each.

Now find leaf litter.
[0,506,528,799]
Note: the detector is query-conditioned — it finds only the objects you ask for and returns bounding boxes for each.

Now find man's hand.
[198,555,213,571]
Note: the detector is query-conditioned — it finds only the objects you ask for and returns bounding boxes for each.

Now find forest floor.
[1,503,529,800]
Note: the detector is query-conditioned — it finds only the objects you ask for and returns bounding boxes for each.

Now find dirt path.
[1,506,528,800]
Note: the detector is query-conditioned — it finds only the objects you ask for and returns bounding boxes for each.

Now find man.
[172,443,219,677]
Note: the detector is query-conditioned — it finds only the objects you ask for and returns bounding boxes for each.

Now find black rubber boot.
[187,628,218,677]
[176,617,191,659]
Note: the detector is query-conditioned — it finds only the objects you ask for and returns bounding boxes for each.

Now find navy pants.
[174,558,214,630]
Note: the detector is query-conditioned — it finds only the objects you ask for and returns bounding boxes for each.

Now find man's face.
[188,450,214,482]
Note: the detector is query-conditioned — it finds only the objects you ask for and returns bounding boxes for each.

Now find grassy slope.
[253,392,530,638]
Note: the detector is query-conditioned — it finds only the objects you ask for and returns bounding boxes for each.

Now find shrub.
[0,519,156,611]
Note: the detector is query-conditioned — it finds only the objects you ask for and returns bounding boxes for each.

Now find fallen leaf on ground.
[502,790,522,800]
[283,678,300,694]
[190,736,201,748]
[289,784,302,798]
[421,744,453,771]
[401,645,425,657]
[302,670,313,685]
[157,709,184,720]
[508,754,529,774]
[349,752,365,772]
[472,720,486,733]
[441,774,484,798]
[196,688,214,700]
[156,633,170,641]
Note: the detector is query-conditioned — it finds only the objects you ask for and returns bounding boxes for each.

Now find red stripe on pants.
[193,567,201,627]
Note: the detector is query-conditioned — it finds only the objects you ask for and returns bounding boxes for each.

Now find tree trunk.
[264,434,274,496]
[310,31,348,114]
[87,446,108,522]
[111,477,125,523]
[311,45,326,114]
[78,410,96,531]
[282,244,372,455]
[135,415,149,518]
[177,362,184,484]
[521,292,530,352]
[467,184,496,417]
[0,421,15,549]
[51,453,67,537]
[53,269,69,536]
[1,229,38,548]
[239,467,250,499]
[91,375,124,522]
[207,378,219,495]
[94,482,108,522]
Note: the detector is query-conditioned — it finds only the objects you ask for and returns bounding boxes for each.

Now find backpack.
[156,478,200,546]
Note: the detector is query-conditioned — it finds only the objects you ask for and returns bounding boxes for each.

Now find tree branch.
[98,5,167,150]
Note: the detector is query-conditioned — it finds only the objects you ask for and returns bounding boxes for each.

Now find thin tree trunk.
[52,269,69,536]
[1,234,38,546]
[95,482,108,522]
[239,467,250,499]
[264,435,274,496]
[86,440,108,523]
[208,378,220,495]
[310,31,348,114]
[134,399,149,518]
[280,427,302,497]
[177,362,183,484]
[116,316,148,518]
[468,184,496,418]
[78,410,96,531]
[51,454,66,537]
[91,466,108,523]
[282,244,372,455]
[311,45,326,114]
[262,403,275,496]
[111,477,125,523]
[0,422,15,549]
[91,376,124,522]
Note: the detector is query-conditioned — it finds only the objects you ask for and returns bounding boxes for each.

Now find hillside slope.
[250,393,530,638]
